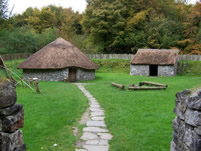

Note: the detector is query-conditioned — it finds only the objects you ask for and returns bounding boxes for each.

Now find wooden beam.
[139,81,168,88]
[111,82,125,90]
[128,86,166,90]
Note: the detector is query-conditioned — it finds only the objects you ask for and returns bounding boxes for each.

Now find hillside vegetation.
[0,0,201,54]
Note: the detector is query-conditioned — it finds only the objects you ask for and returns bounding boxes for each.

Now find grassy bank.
[85,73,201,151]
[177,61,201,76]
[92,59,130,73]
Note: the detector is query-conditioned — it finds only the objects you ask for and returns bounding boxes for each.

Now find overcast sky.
[9,0,198,15]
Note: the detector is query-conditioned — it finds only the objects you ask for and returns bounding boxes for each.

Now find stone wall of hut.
[130,65,176,76]
[158,66,176,76]
[171,89,201,151]
[23,68,95,81]
[23,68,69,81]
[130,65,149,76]
[76,68,95,81]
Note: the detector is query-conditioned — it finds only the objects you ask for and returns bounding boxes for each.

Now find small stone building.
[130,49,179,76]
[18,38,99,82]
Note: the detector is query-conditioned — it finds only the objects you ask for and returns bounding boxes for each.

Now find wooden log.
[139,81,168,88]
[128,86,166,90]
[111,82,125,90]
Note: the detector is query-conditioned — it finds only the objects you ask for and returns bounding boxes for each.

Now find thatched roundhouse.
[130,49,179,76]
[18,38,98,82]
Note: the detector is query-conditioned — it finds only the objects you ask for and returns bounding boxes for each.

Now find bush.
[0,27,58,54]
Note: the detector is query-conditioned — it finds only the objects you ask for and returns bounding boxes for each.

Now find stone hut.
[130,49,179,76]
[18,38,99,82]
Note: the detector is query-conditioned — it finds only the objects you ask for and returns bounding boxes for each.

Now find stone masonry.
[23,68,95,82]
[170,89,201,151]
[75,83,112,151]
[130,65,149,76]
[76,69,95,81]
[23,68,69,81]
[158,66,176,76]
[0,81,26,151]
[130,65,176,76]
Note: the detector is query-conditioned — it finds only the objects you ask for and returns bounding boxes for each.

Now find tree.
[83,0,184,53]
[0,0,8,19]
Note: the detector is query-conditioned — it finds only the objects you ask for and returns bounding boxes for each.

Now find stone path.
[75,83,112,151]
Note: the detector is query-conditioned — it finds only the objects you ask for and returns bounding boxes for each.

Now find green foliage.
[0,28,58,54]
[83,0,188,53]
[1,2,201,54]
[177,61,201,76]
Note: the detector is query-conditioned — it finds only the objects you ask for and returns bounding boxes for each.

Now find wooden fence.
[87,54,201,61]
[1,53,201,61]
[1,53,32,61]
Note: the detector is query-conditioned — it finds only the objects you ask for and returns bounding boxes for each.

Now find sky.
[9,0,198,15]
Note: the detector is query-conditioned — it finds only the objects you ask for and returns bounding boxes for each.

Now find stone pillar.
[171,89,201,151]
[0,81,26,151]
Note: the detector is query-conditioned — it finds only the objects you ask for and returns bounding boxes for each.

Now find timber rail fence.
[1,53,201,61]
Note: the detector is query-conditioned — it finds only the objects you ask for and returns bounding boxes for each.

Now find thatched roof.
[18,38,98,70]
[131,49,179,65]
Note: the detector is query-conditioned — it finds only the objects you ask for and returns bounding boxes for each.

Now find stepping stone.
[92,117,105,121]
[81,132,98,140]
[75,149,87,151]
[83,145,109,151]
[83,127,108,133]
[90,103,99,106]
[90,100,98,104]
[99,140,109,146]
[75,84,112,151]
[91,104,101,108]
[85,140,109,146]
[86,140,99,145]
[87,121,106,127]
[98,133,113,140]
[89,99,98,103]
[90,108,103,112]
[91,112,104,117]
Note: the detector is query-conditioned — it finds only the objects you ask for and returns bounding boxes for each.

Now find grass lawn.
[85,73,201,151]
[3,59,201,151]
[17,82,88,151]
[2,59,89,151]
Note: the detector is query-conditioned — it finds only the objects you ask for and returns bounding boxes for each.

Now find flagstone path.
[75,83,112,151]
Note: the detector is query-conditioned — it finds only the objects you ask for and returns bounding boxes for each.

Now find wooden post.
[64,77,68,83]
[33,78,40,93]
[111,82,125,90]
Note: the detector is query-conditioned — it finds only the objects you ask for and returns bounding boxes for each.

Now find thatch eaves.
[18,38,98,70]
[131,49,179,65]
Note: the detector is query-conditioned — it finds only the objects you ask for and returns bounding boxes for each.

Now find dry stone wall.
[0,81,26,151]
[23,68,69,81]
[76,68,95,81]
[158,66,176,76]
[171,89,201,151]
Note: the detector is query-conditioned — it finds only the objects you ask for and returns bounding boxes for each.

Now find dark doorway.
[68,68,76,82]
[149,65,158,76]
